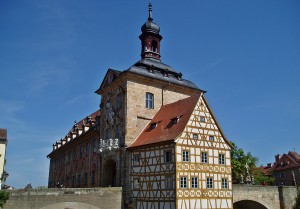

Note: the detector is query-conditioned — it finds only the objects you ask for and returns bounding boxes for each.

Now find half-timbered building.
[48,3,233,209]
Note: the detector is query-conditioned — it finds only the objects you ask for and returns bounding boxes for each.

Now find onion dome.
[141,3,160,34]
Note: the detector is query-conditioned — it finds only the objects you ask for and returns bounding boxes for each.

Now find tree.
[231,141,274,185]
[0,190,9,209]
[231,141,258,184]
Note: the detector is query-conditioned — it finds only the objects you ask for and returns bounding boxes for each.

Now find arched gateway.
[102,158,116,187]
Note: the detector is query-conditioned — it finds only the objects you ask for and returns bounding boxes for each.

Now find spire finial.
[148,2,153,22]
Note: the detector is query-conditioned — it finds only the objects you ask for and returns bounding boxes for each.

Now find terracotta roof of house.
[272,151,300,171]
[128,94,200,148]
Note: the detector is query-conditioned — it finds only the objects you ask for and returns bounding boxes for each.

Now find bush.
[0,190,9,209]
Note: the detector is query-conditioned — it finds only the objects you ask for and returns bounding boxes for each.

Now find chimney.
[267,163,272,168]
[275,154,281,162]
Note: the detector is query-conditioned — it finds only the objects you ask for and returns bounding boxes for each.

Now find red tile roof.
[128,94,201,148]
[272,151,300,171]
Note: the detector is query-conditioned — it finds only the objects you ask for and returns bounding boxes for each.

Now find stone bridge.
[3,185,298,209]
[233,185,298,209]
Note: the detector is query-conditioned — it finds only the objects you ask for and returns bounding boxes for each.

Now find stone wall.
[233,185,297,209]
[4,187,122,209]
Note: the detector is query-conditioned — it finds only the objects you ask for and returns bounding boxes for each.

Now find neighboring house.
[272,151,300,186]
[0,128,8,189]
[48,3,233,209]
[128,94,233,209]
[47,111,101,188]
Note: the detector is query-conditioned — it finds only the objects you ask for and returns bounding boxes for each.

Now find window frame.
[182,150,189,162]
[133,154,140,165]
[145,92,154,109]
[191,177,198,189]
[201,152,208,164]
[221,178,228,189]
[219,154,225,165]
[165,150,172,163]
[193,134,198,140]
[206,177,213,189]
[180,176,187,188]
[200,116,205,122]
[165,176,173,189]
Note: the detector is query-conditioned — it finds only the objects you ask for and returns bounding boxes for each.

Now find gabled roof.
[272,151,300,171]
[128,94,200,148]
[95,69,122,94]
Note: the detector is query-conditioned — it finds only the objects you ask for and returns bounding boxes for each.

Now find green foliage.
[294,188,300,209]
[252,169,274,185]
[231,141,274,185]
[231,141,258,184]
[0,190,9,208]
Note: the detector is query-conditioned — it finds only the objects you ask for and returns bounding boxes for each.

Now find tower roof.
[141,3,160,34]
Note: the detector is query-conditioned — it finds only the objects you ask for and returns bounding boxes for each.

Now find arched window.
[151,40,158,52]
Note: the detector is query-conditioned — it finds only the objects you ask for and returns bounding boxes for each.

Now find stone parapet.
[4,187,122,209]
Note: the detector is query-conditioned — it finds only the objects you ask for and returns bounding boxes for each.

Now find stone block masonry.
[4,187,122,209]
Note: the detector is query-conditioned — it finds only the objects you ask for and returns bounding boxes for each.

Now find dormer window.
[171,117,180,125]
[148,65,155,73]
[150,122,157,129]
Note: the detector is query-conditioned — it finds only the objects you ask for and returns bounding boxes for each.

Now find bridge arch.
[233,200,268,209]
[40,202,101,209]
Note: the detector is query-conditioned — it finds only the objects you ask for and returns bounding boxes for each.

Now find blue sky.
[0,1,299,188]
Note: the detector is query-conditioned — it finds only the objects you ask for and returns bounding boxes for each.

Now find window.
[134,178,140,189]
[73,148,76,161]
[207,177,213,189]
[193,134,198,140]
[165,151,171,163]
[72,176,75,187]
[221,178,228,189]
[133,154,140,165]
[79,146,83,159]
[280,172,285,178]
[86,143,90,157]
[219,154,225,165]
[209,135,214,141]
[84,173,88,186]
[201,152,208,163]
[180,177,187,188]
[78,175,81,187]
[116,124,121,139]
[165,176,173,189]
[93,138,97,153]
[146,92,154,109]
[274,173,279,178]
[191,177,198,188]
[200,116,205,122]
[182,151,189,162]
[91,170,96,185]
[117,94,122,109]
